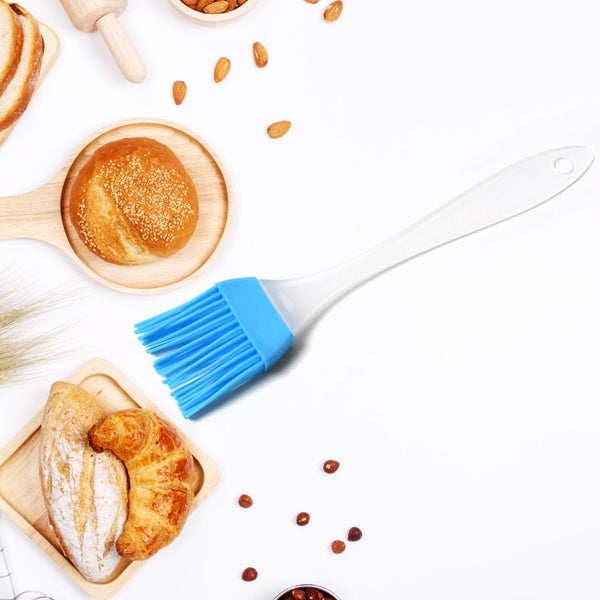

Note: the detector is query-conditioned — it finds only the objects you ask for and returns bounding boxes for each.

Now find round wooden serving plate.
[0,119,233,294]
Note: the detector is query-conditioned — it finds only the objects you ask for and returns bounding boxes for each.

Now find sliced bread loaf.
[0,0,23,95]
[0,3,43,131]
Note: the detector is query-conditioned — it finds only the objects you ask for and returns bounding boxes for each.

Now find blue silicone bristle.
[135,277,294,418]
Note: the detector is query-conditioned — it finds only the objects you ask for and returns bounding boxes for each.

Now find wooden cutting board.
[0,21,60,147]
[0,359,220,599]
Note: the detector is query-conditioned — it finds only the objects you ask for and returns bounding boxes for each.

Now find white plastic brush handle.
[261,146,594,335]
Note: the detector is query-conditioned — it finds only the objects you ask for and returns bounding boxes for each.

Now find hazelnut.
[291,590,306,600]
[296,512,310,526]
[323,459,340,474]
[238,494,253,508]
[348,526,362,541]
[241,567,257,581]
[331,539,346,554]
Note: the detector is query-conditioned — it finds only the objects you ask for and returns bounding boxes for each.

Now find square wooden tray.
[0,359,220,599]
[0,20,60,147]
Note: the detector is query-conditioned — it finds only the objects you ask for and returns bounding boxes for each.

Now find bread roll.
[0,4,43,131]
[39,382,128,583]
[0,1,24,97]
[69,137,199,265]
[89,409,196,561]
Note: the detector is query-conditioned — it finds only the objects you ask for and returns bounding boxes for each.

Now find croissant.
[88,409,196,561]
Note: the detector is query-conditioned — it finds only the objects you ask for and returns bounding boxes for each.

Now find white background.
[1,0,600,599]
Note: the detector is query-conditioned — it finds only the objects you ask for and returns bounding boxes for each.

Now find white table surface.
[1,1,600,598]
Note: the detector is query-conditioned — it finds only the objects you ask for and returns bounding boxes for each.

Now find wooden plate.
[0,359,220,599]
[0,21,60,147]
[0,119,233,294]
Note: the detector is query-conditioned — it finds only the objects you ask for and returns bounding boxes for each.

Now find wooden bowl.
[168,0,259,24]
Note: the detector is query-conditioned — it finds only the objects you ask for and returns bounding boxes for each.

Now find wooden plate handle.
[0,182,67,248]
[96,13,146,84]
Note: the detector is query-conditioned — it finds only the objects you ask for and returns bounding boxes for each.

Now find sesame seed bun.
[69,137,199,265]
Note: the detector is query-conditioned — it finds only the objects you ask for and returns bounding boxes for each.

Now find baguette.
[39,382,129,583]
[0,0,23,96]
[0,3,43,131]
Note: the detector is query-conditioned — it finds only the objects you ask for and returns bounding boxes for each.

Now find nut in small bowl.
[274,584,342,600]
[169,0,259,24]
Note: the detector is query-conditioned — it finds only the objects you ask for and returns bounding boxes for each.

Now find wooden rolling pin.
[59,0,146,83]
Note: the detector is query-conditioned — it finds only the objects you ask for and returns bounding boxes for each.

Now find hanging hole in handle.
[553,157,575,175]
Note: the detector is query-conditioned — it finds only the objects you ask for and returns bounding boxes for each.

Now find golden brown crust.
[69,137,199,266]
[0,1,24,96]
[89,409,196,560]
[39,382,129,583]
[0,4,43,130]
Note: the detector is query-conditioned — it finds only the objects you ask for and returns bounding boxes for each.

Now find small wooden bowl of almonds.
[169,0,259,23]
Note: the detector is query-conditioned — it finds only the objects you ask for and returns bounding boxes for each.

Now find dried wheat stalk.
[0,271,75,383]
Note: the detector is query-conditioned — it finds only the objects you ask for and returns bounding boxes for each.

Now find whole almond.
[195,0,212,9]
[324,0,343,22]
[305,0,319,3]
[204,0,228,13]
[227,0,236,9]
[267,120,291,139]
[172,80,187,105]
[239,0,247,4]
[181,0,197,7]
[253,42,268,68]
[214,57,231,82]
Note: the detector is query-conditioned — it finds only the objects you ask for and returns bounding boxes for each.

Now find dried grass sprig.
[0,270,79,384]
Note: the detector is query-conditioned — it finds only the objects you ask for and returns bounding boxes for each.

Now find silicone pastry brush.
[59,0,146,83]
[135,147,594,418]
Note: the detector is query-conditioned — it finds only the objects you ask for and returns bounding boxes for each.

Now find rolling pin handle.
[95,13,146,84]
